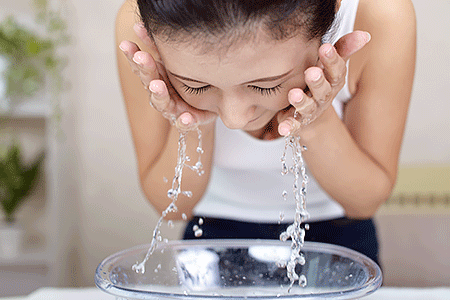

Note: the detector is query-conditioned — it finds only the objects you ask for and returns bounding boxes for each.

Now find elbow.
[344,175,395,219]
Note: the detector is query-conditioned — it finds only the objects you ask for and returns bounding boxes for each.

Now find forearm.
[140,122,215,220]
[300,106,394,219]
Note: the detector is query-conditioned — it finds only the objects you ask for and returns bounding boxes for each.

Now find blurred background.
[0,0,448,297]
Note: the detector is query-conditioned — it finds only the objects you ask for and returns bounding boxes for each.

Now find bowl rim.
[95,240,382,300]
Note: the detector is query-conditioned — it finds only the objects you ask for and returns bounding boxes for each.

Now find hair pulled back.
[137,0,337,44]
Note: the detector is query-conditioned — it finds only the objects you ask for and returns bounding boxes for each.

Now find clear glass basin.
[95,240,382,300]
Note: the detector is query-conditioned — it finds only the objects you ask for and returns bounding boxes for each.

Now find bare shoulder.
[349,0,416,94]
[356,0,416,51]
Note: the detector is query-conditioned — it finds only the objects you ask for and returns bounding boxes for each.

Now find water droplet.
[167,189,176,199]
[193,225,199,231]
[197,146,204,154]
[198,218,204,225]
[182,191,193,198]
[182,213,187,221]
[299,275,307,287]
[194,229,203,237]
[281,163,288,176]
[167,220,174,228]
[163,177,168,183]
[195,161,203,169]
[305,224,310,230]
[132,262,145,274]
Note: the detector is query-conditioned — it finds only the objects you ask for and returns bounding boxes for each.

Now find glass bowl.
[95,239,382,300]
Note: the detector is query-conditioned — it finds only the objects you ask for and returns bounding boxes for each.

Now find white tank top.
[194,0,360,223]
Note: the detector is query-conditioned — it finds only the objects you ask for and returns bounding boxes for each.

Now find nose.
[218,94,256,129]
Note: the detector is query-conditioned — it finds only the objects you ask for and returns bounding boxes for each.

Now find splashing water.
[132,126,309,291]
[279,135,310,290]
[132,129,204,274]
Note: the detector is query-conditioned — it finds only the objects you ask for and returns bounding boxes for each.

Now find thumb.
[334,31,371,61]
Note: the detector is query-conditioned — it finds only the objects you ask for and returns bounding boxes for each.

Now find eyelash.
[182,85,212,95]
[249,84,282,96]
[182,84,283,96]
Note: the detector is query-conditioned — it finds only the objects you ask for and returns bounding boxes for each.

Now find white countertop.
[2,287,450,300]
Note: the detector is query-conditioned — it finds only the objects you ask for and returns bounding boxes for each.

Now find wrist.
[299,105,339,142]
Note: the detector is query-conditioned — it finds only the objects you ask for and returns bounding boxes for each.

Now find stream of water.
[133,129,310,292]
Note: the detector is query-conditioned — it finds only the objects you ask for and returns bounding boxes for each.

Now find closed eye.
[181,83,283,96]
[182,84,211,95]
[249,84,282,96]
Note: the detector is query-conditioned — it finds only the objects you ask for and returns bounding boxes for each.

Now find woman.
[115,0,416,265]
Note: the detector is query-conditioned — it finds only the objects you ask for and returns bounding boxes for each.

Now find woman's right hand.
[118,23,217,131]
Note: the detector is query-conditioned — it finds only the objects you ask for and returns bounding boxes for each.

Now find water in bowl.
[95,239,382,300]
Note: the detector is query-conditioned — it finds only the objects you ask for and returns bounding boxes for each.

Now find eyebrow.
[169,69,294,85]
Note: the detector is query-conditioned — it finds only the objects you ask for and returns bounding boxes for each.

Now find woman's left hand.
[277,31,371,136]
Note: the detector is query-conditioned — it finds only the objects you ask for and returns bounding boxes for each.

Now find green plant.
[0,143,44,224]
[0,0,70,121]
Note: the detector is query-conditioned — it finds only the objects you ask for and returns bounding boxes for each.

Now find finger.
[334,31,371,61]
[175,103,218,128]
[278,110,303,136]
[132,51,159,89]
[118,40,140,58]
[149,80,175,115]
[278,117,296,137]
[119,40,142,74]
[318,44,347,88]
[175,112,196,131]
[303,68,332,105]
[288,88,317,124]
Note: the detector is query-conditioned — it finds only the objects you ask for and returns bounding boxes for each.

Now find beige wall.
[2,0,450,288]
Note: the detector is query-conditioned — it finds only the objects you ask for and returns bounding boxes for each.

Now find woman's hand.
[119,23,217,131]
[277,31,372,136]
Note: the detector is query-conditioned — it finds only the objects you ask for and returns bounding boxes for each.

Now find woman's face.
[154,33,320,132]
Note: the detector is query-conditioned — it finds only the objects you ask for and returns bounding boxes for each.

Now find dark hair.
[137,0,337,46]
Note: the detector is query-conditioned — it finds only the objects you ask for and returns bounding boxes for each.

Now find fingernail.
[311,70,321,82]
[132,54,143,66]
[290,89,303,104]
[279,124,290,136]
[365,32,371,43]
[180,114,191,125]
[149,82,158,94]
[324,44,334,58]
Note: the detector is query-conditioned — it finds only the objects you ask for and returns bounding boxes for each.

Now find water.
[132,129,204,274]
[279,135,310,290]
[133,129,310,293]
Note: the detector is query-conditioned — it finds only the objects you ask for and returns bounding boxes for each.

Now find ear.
[335,0,342,13]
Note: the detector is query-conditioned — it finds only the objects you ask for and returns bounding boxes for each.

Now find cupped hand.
[119,23,217,131]
[277,31,371,136]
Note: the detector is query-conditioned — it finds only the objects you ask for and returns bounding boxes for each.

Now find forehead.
[154,33,320,84]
